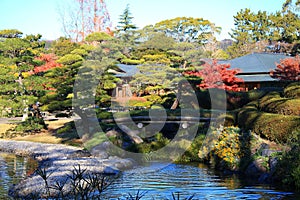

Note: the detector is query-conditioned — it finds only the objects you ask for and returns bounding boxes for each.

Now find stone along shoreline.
[0,139,134,198]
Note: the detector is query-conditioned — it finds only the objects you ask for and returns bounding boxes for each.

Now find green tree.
[116,4,137,42]
[153,17,221,44]
[85,32,113,43]
[73,42,122,135]
[130,64,179,95]
[228,5,300,58]
[0,29,46,118]
[50,37,79,57]
[138,32,175,51]
[170,42,206,68]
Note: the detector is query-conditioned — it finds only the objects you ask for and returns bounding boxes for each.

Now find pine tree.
[116,4,137,42]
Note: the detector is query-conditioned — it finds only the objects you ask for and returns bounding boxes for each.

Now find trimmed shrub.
[258,91,282,109]
[121,58,144,65]
[216,110,238,127]
[238,104,300,143]
[263,98,300,116]
[96,111,113,119]
[284,82,300,98]
[144,94,163,104]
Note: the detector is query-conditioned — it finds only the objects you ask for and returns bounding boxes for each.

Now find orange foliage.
[270,55,300,81]
[185,60,244,91]
[33,53,62,74]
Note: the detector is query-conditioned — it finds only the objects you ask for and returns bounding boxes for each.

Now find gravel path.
[0,139,134,198]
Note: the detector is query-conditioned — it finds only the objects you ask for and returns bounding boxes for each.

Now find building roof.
[220,52,292,83]
[236,74,278,82]
[115,64,139,78]
[224,52,291,74]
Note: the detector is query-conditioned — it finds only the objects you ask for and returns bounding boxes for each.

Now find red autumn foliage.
[270,55,300,81]
[33,53,62,74]
[185,60,244,91]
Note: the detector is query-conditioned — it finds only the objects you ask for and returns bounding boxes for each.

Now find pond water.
[0,152,38,199]
[0,154,299,199]
[103,162,299,199]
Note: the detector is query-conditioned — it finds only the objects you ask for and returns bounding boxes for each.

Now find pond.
[0,154,299,199]
[103,162,299,199]
[0,152,38,199]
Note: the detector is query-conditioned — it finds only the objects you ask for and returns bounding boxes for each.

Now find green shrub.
[274,144,300,191]
[263,98,300,116]
[130,100,152,108]
[144,94,163,104]
[258,91,282,108]
[238,105,300,143]
[284,82,300,98]
[96,111,112,119]
[121,58,144,65]
[237,102,260,130]
[57,122,75,134]
[178,134,206,162]
[84,132,108,151]
[39,93,59,104]
[216,110,237,127]
[135,132,170,156]
[46,99,71,112]
[2,117,47,138]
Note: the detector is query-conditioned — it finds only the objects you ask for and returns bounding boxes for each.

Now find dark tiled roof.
[116,64,139,77]
[223,53,291,74]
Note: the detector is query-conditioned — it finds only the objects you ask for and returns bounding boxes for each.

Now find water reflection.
[0,156,299,199]
[0,152,38,199]
[103,162,299,199]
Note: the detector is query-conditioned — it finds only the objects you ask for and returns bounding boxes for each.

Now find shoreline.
[0,139,134,198]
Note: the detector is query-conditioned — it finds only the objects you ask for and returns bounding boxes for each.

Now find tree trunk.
[170,98,179,110]
[170,81,182,110]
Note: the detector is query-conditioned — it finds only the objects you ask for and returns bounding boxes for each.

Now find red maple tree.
[33,53,62,74]
[270,55,300,81]
[185,60,244,91]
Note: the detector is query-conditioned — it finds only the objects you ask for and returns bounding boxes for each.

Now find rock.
[269,157,279,173]
[245,158,268,177]
[0,139,134,199]
[118,125,143,144]
[261,149,277,157]
[106,129,121,138]
[90,141,112,159]
[258,143,270,156]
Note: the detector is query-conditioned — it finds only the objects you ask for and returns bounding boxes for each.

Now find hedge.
[262,98,300,116]
[255,91,300,116]
[216,110,238,127]
[238,103,300,143]
[284,82,300,98]
[258,91,282,109]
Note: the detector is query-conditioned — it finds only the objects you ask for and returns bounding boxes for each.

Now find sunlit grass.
[0,124,15,134]
[12,119,82,146]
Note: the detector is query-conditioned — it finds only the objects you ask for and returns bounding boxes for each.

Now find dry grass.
[13,118,81,145]
[0,124,16,134]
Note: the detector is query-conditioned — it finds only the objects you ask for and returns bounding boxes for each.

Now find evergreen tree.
[116,4,137,42]
[0,29,46,117]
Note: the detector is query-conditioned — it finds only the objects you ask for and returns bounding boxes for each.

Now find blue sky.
[0,0,286,41]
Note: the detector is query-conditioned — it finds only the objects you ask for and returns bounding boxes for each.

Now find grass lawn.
[0,124,16,134]
[12,119,82,146]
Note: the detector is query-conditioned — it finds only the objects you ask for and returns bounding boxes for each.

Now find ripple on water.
[103,162,299,199]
